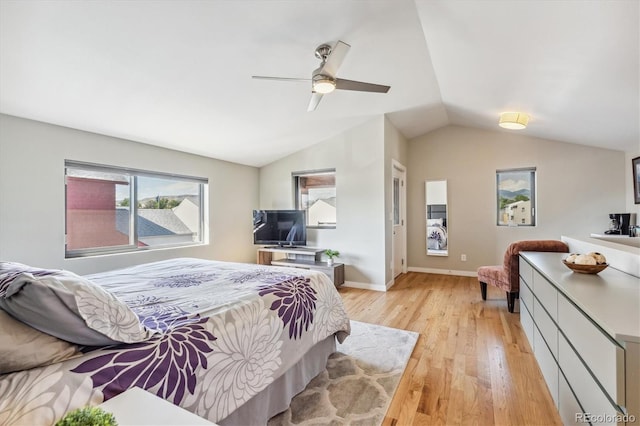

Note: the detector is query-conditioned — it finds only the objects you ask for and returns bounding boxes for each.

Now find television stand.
[256,246,344,287]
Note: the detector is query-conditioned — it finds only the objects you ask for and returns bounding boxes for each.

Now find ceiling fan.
[252,40,390,111]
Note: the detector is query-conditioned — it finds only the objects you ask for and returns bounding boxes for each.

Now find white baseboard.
[386,279,396,290]
[407,266,477,277]
[342,280,387,292]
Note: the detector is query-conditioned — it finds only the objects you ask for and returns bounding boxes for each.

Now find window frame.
[64,160,207,258]
[496,167,537,227]
[292,169,336,229]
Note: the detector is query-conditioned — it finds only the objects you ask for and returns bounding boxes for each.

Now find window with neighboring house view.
[496,167,536,226]
[65,161,207,257]
[293,169,336,228]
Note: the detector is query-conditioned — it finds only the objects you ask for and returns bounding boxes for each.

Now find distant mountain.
[117,194,200,205]
[138,194,199,205]
[499,189,530,199]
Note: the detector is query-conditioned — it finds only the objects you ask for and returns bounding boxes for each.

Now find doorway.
[392,160,407,279]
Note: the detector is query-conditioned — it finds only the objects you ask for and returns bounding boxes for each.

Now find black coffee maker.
[605,213,633,235]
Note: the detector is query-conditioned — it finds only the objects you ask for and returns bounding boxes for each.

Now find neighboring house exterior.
[66,169,195,250]
[65,172,129,251]
[308,198,336,226]
[116,208,195,247]
[172,197,201,234]
[502,200,532,225]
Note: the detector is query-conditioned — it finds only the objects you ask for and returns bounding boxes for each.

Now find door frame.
[391,159,407,280]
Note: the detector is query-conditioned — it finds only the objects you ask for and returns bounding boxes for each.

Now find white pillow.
[427,218,443,227]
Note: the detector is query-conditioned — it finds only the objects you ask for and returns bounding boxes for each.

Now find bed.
[427,218,447,251]
[0,258,351,425]
[426,203,447,253]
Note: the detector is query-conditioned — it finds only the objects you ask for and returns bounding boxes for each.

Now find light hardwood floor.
[338,272,562,426]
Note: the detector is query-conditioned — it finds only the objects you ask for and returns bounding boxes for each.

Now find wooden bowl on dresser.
[562,260,608,274]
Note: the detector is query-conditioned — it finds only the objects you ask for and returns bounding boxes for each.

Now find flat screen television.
[253,210,307,247]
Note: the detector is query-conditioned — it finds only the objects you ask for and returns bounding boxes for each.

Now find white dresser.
[519,252,639,425]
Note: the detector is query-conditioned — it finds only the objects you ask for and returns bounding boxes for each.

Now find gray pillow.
[0,262,155,346]
[0,310,81,374]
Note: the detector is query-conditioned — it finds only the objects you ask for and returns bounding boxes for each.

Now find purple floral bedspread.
[0,258,350,425]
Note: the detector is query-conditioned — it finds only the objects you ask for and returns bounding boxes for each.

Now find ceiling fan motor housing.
[314,44,333,62]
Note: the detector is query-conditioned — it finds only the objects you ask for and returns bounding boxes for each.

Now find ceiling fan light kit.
[499,112,530,130]
[252,40,390,111]
[312,75,336,94]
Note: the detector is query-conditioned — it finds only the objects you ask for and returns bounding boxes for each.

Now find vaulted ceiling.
[1,1,637,167]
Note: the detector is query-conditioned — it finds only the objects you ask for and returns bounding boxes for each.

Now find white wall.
[407,125,627,273]
[4,113,628,281]
[259,117,387,289]
[0,114,259,274]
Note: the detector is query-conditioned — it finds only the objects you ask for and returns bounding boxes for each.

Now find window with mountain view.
[65,161,207,257]
[496,167,536,226]
[293,170,336,228]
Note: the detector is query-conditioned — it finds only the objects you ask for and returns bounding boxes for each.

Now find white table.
[99,387,216,425]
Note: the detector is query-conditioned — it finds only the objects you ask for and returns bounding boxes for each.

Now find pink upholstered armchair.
[477,240,569,313]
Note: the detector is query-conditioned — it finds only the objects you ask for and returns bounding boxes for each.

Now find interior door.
[392,162,406,278]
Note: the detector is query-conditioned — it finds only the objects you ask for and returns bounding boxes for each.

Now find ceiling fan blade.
[307,92,323,111]
[335,78,390,93]
[320,40,350,77]
[252,76,311,83]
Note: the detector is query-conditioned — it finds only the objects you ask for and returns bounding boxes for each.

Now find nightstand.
[99,387,216,425]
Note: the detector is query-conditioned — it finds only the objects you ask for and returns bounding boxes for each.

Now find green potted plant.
[324,249,340,265]
[56,406,118,426]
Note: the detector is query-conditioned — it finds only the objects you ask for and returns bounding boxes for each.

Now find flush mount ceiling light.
[499,112,530,130]
[312,75,336,94]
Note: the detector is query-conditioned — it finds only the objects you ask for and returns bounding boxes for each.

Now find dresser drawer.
[558,371,585,426]
[520,278,533,312]
[532,270,558,321]
[519,256,533,285]
[520,298,534,351]
[558,295,625,405]
[558,333,622,425]
[534,298,558,358]
[534,326,558,405]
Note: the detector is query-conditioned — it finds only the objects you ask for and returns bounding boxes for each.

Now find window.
[393,177,400,226]
[496,167,536,226]
[293,169,336,228]
[65,161,207,258]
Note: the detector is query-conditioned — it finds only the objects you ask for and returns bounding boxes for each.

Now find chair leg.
[506,291,519,313]
[480,282,487,300]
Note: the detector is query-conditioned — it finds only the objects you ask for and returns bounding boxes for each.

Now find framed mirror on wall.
[426,180,448,256]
